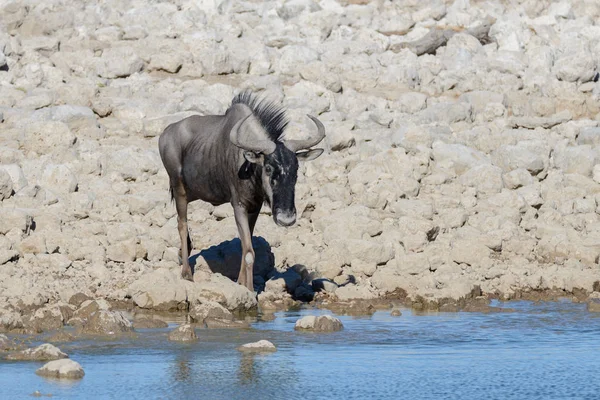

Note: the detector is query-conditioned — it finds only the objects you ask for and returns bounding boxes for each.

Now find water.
[2,300,600,400]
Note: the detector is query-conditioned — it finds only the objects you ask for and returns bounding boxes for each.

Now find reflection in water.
[38,376,82,389]
[3,304,600,400]
[238,354,257,385]
[171,353,192,383]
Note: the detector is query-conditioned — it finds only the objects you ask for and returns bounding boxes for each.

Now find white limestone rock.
[36,359,84,379]
[294,315,343,332]
[237,340,277,353]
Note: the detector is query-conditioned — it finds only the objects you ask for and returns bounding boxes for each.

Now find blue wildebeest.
[158,91,325,291]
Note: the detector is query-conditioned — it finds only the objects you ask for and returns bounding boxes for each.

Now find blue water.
[1,300,600,400]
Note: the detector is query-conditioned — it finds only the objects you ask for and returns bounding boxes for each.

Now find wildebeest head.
[230,96,325,227]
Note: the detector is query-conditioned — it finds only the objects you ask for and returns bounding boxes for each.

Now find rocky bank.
[2,0,600,326]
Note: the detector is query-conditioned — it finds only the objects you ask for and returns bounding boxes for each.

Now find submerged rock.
[237,340,277,353]
[168,324,197,341]
[133,317,168,329]
[7,343,67,361]
[390,310,402,317]
[36,359,84,379]
[204,318,250,329]
[587,300,600,313]
[260,313,276,322]
[439,303,460,312]
[322,301,377,316]
[459,297,497,313]
[294,315,343,332]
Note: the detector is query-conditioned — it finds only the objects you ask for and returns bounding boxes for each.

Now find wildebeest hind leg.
[173,181,193,281]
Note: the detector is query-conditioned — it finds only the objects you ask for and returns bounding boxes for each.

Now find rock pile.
[1,0,600,316]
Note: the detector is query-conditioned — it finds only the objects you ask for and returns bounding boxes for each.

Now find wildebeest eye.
[265,165,273,175]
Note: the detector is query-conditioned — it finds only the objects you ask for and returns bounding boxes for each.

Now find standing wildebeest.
[158,91,325,291]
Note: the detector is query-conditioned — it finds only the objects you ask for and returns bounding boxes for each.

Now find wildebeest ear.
[296,148,324,162]
[243,151,264,165]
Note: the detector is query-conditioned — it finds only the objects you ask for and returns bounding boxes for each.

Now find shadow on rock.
[190,236,275,282]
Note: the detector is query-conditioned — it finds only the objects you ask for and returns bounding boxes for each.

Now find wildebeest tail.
[169,185,174,203]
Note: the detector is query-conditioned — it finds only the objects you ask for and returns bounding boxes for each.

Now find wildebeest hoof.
[181,271,193,282]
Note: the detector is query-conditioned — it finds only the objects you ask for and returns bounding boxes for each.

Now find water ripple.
[1,301,600,400]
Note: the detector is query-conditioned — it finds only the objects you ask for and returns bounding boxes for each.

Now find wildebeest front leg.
[234,205,255,292]
[174,182,193,281]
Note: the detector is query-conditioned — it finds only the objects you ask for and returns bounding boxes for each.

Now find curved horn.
[283,115,326,153]
[230,113,276,154]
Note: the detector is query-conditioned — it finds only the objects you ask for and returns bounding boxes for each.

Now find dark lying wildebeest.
[158,91,325,291]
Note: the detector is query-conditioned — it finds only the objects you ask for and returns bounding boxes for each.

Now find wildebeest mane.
[231,90,289,142]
